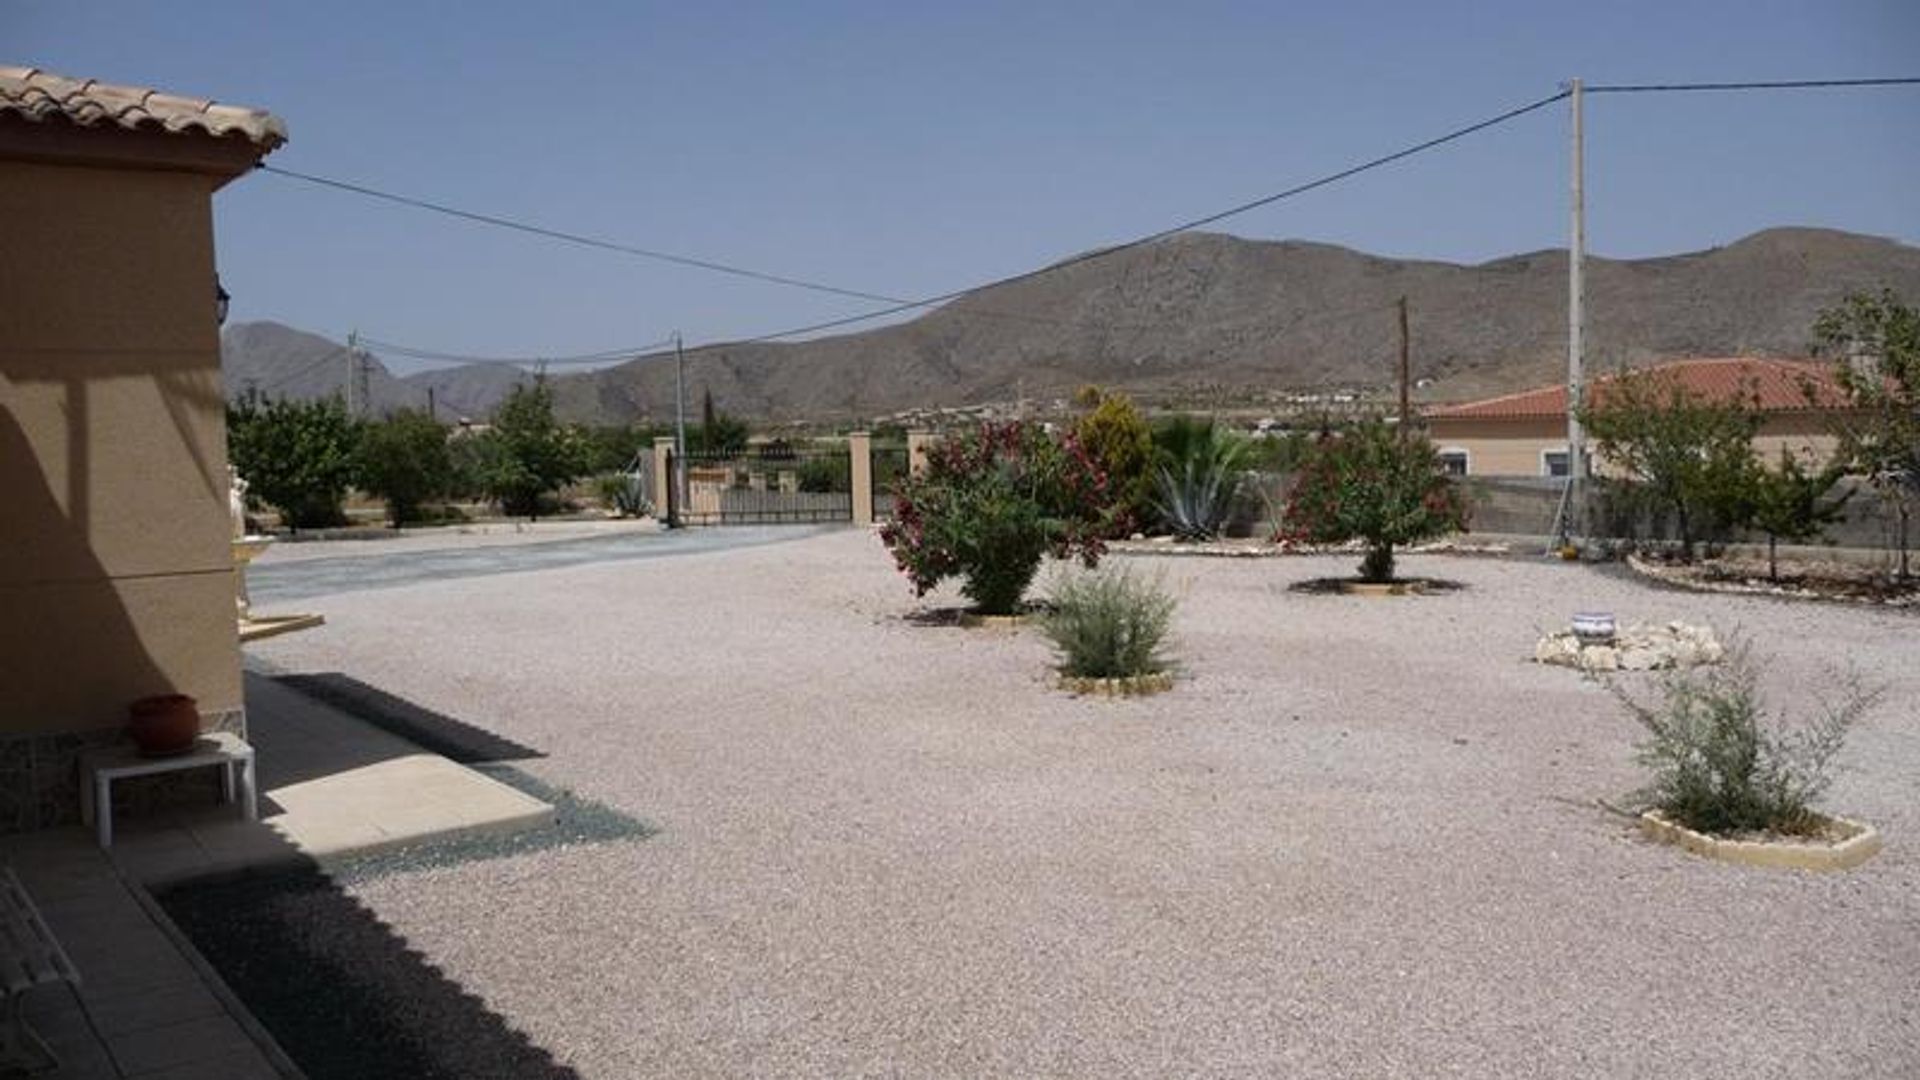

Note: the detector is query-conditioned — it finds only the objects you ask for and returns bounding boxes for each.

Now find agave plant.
[1150,419,1250,540]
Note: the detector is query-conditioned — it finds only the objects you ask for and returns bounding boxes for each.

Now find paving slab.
[104,674,553,887]
[0,830,295,1079]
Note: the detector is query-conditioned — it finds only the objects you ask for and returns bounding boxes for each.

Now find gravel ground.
[247,528,1920,1078]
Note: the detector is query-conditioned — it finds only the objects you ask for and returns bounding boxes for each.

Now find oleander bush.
[1279,422,1468,582]
[1612,642,1879,836]
[879,422,1115,615]
[1041,565,1176,680]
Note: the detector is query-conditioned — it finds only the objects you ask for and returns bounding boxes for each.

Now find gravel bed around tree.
[242,527,1920,1079]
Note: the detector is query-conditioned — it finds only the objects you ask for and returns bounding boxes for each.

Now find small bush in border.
[1611,641,1879,837]
[879,422,1115,615]
[1041,565,1176,681]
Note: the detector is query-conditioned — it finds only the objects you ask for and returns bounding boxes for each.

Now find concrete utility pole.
[426,386,436,421]
[1397,295,1412,439]
[345,329,358,415]
[1566,78,1587,488]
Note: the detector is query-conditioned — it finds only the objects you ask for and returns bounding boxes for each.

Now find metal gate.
[871,443,910,521]
[666,445,853,525]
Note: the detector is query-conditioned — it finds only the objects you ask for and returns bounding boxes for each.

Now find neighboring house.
[1424,357,1858,478]
[0,66,284,831]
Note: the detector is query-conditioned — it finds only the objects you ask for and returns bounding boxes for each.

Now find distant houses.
[1424,357,1858,477]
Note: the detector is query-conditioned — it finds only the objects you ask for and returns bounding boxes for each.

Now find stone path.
[0,831,292,1079]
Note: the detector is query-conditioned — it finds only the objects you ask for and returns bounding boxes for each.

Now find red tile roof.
[1426,357,1852,420]
[0,65,286,150]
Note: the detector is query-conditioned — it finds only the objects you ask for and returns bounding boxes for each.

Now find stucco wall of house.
[0,158,241,738]
[1429,417,1568,476]
[1430,413,1849,477]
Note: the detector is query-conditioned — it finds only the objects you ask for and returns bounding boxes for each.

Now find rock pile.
[1534,621,1724,673]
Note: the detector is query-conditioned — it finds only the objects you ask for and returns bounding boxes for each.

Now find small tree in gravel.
[1580,369,1762,562]
[879,422,1115,615]
[1813,288,1920,580]
[1612,642,1879,837]
[1746,448,1851,582]
[1279,421,1468,583]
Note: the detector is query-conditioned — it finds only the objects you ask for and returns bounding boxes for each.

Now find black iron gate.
[871,443,910,522]
[666,445,853,525]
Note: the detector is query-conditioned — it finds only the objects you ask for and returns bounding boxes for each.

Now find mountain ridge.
[222,225,1920,424]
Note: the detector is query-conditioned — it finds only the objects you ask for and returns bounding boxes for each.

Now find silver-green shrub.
[1041,566,1176,679]
[1612,642,1878,836]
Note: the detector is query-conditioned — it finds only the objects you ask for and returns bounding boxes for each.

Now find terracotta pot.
[127,694,201,757]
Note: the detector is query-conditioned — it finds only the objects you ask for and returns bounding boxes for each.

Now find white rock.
[1582,646,1620,672]
[1619,647,1660,671]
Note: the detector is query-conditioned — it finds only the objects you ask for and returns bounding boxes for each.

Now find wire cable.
[1587,76,1920,94]
[356,335,679,367]
[259,89,1569,353]
[244,346,349,395]
[681,89,1574,353]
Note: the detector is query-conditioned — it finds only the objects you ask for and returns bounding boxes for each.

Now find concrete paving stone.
[105,1014,259,1076]
[85,976,228,1037]
[130,1043,281,1080]
[78,955,202,1006]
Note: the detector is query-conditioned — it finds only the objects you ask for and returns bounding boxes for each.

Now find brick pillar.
[849,431,874,526]
[907,429,935,476]
[652,436,676,526]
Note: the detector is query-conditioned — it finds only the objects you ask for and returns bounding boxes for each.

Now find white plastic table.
[78,732,257,848]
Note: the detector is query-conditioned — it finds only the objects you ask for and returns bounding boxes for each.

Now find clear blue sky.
[13,1,1919,371]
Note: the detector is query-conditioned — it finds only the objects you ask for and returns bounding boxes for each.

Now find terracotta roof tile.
[0,65,286,150]
[1426,357,1852,420]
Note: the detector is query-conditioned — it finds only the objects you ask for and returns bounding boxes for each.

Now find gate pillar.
[849,431,873,526]
[652,435,677,527]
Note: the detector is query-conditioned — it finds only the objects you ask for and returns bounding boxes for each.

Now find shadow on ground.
[159,865,579,1080]
[155,671,656,1078]
[1285,576,1467,596]
[274,672,546,763]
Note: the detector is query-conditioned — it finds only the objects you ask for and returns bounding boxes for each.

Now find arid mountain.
[220,322,526,421]
[225,226,1920,424]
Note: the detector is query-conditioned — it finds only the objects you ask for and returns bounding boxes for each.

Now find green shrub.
[797,454,851,494]
[1072,388,1155,533]
[1150,416,1250,540]
[594,472,651,517]
[227,394,361,530]
[1041,566,1176,679]
[1280,422,1469,582]
[355,409,452,525]
[478,380,590,519]
[1612,643,1878,836]
[878,422,1115,615]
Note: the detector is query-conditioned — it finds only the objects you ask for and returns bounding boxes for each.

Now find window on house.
[1438,450,1469,477]
[1542,450,1571,478]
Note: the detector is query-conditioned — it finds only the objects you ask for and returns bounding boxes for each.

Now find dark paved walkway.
[249,525,839,603]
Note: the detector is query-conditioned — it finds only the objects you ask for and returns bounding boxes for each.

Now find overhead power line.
[1586,76,1920,94]
[670,89,1574,354]
[355,334,680,367]
[259,88,1570,352]
[259,165,1202,338]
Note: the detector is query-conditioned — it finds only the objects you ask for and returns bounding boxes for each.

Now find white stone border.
[1056,671,1176,698]
[1639,809,1883,871]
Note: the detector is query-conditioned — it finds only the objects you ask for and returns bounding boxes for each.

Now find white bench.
[79,732,258,849]
[1,866,80,1073]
